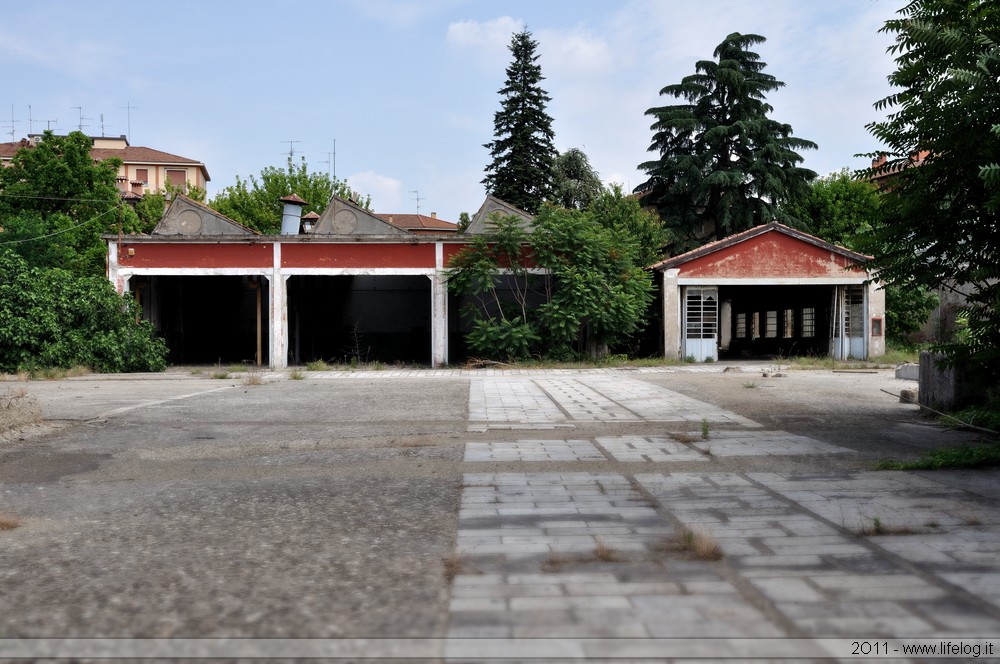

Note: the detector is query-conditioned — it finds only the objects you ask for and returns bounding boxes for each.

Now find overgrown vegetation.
[859,0,1000,398]
[447,188,666,361]
[0,250,167,373]
[874,443,1000,470]
[210,157,369,233]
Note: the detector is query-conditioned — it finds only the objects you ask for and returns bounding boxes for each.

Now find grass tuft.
[593,538,619,562]
[874,443,1000,470]
[442,554,464,581]
[288,369,305,380]
[306,360,329,371]
[658,530,722,561]
[0,515,22,530]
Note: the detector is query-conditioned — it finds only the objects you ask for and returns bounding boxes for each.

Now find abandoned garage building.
[652,222,885,362]
[106,195,884,367]
[106,194,484,368]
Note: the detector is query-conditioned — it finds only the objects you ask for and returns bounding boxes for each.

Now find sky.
[0,0,901,223]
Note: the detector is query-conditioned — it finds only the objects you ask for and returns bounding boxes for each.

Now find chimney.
[430,212,437,219]
[279,194,308,235]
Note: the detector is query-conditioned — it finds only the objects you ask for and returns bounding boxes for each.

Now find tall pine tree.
[482,30,557,215]
[636,33,816,249]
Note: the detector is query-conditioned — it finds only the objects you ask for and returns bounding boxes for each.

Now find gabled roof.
[312,195,409,236]
[378,213,458,233]
[465,195,533,235]
[0,138,211,181]
[650,221,870,271]
[153,195,258,236]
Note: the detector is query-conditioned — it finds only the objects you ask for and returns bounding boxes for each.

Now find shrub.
[0,250,167,373]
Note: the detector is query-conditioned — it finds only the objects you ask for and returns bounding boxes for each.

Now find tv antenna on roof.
[71,106,89,132]
[319,139,337,180]
[5,105,19,141]
[282,140,300,160]
[99,113,113,137]
[410,189,423,214]
[120,101,137,142]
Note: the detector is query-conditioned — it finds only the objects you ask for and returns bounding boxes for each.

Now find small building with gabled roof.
[651,222,885,362]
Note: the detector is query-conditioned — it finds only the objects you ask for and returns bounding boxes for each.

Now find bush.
[0,250,167,373]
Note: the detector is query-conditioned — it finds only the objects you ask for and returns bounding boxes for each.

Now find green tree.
[636,32,817,249]
[0,131,141,275]
[782,170,937,342]
[210,157,368,233]
[552,148,604,210]
[0,250,167,373]
[860,0,1000,385]
[447,189,664,360]
[482,30,558,215]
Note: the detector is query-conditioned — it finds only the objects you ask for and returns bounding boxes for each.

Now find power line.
[0,206,120,245]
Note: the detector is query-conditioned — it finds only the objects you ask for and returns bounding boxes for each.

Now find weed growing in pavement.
[210,371,229,379]
[242,371,264,386]
[0,515,22,530]
[542,551,571,572]
[873,443,1000,470]
[442,554,465,581]
[700,418,710,440]
[742,380,759,389]
[966,513,983,526]
[671,432,700,444]
[593,538,619,562]
[306,360,329,371]
[856,516,922,536]
[288,369,305,380]
[658,530,722,561]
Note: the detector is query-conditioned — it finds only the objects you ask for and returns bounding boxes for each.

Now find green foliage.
[636,32,817,250]
[860,0,1000,393]
[210,157,368,233]
[552,148,604,210]
[782,170,879,247]
[0,250,167,373]
[780,169,938,343]
[447,189,665,361]
[874,444,1000,470]
[482,30,558,215]
[0,131,141,276]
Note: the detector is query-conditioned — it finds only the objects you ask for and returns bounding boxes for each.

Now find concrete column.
[269,243,288,369]
[868,279,886,358]
[430,272,449,367]
[662,269,681,360]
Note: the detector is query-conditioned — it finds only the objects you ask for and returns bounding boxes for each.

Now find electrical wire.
[0,206,120,245]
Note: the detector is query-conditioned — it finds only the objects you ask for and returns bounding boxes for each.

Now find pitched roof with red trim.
[377,213,458,233]
[650,221,870,271]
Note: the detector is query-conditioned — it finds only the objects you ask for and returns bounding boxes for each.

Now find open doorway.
[718,285,833,359]
[286,275,432,365]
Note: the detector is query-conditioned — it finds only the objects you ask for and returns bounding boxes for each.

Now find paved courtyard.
[1,365,998,660]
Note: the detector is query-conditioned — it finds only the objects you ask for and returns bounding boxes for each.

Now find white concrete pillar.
[868,279,886,358]
[662,269,681,360]
[430,272,449,367]
[269,243,288,369]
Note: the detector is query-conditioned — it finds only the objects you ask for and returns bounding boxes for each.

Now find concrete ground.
[1,364,998,661]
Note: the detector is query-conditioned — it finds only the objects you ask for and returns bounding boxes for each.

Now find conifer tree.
[482,30,557,214]
[636,33,816,248]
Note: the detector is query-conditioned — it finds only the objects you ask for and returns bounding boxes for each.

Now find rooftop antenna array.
[99,113,113,137]
[282,140,300,160]
[71,106,89,132]
[5,105,19,141]
[119,101,137,142]
[410,189,423,214]
[319,139,337,180]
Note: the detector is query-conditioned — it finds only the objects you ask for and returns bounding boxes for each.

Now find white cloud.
[348,171,404,212]
[446,16,526,69]
[536,27,614,77]
[0,26,119,80]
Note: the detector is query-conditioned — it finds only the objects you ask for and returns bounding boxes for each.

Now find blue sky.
[1,0,899,222]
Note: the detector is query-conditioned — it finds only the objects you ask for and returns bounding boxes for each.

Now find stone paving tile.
[467,376,760,430]
[464,439,607,462]
[595,435,708,463]
[635,471,1000,638]
[691,430,855,457]
[448,472,784,641]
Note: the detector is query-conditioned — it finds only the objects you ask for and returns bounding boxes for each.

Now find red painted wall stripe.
[119,243,273,268]
[282,243,436,268]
